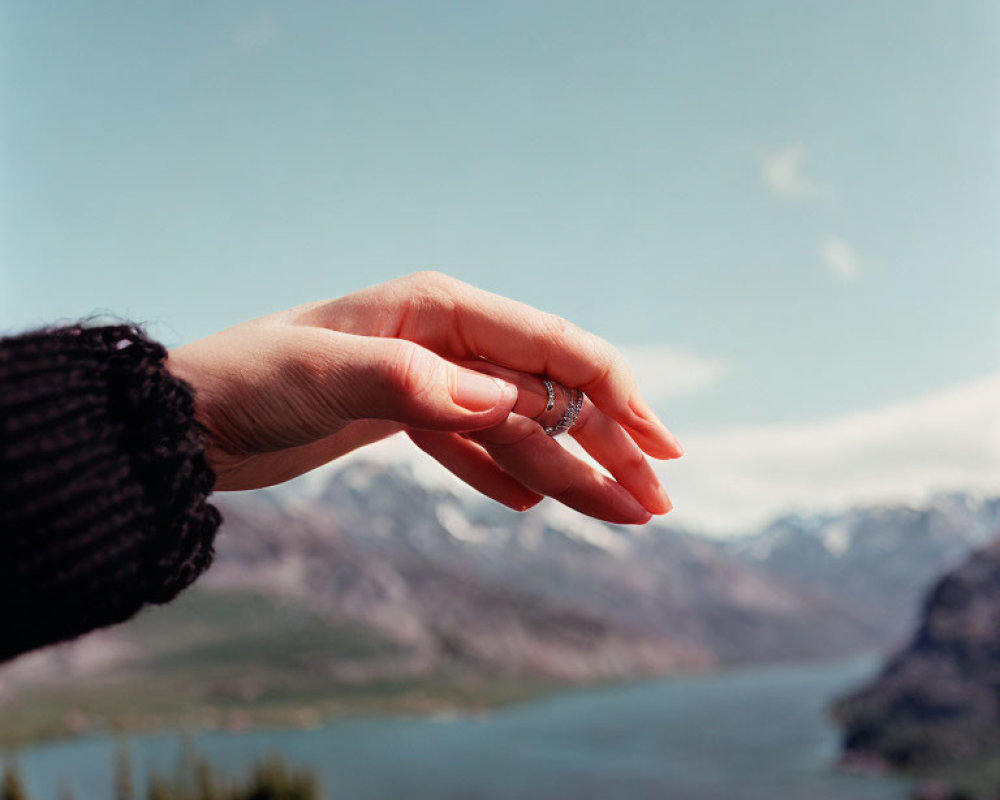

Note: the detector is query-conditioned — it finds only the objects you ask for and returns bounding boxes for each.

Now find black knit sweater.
[0,324,221,662]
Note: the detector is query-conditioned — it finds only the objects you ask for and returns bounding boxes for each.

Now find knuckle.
[401,271,458,318]
[408,269,453,291]
[587,340,626,389]
[551,478,581,504]
[474,416,540,448]
[540,313,580,347]
[589,334,621,370]
[381,340,439,401]
[541,314,617,365]
[425,269,452,284]
[502,423,542,448]
[622,449,647,472]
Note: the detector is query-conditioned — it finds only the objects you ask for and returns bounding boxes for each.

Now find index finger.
[445,277,683,459]
[305,272,683,459]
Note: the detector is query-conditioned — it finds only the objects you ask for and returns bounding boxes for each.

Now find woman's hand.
[167,271,682,524]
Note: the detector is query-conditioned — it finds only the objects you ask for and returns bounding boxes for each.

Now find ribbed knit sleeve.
[0,324,221,662]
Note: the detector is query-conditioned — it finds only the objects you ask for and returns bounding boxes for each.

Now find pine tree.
[0,765,28,800]
[114,741,134,800]
[144,775,171,800]
[237,756,320,800]
[194,759,221,800]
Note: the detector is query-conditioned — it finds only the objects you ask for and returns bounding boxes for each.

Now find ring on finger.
[534,378,585,437]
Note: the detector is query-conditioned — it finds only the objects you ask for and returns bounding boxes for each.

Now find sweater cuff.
[0,324,221,661]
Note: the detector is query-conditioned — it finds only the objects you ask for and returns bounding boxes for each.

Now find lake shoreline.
[14,654,915,800]
[1,652,871,752]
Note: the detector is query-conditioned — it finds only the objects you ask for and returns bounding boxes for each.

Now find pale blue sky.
[2,1,997,446]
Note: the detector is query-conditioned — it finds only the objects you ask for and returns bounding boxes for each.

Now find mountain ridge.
[2,460,996,744]
[835,535,1000,777]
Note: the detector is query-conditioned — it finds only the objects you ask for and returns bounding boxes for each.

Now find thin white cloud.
[617,345,726,402]
[759,144,818,199]
[659,372,1000,536]
[234,13,278,51]
[820,236,861,281]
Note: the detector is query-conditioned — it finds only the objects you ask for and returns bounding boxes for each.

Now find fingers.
[316,330,519,432]
[469,415,653,525]
[407,430,543,512]
[298,272,683,459]
[436,274,683,458]
[457,360,672,516]
[569,399,673,514]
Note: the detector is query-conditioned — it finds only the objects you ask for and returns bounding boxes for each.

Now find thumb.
[327,333,518,432]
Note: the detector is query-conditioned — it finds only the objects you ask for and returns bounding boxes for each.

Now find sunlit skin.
[166,271,682,525]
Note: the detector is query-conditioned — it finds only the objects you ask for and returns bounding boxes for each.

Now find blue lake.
[16,655,911,799]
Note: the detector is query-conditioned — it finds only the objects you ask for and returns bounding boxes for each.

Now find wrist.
[165,346,258,490]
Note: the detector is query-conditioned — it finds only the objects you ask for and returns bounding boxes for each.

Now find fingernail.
[655,484,674,514]
[453,370,514,412]
[634,396,684,457]
[665,432,685,457]
[617,486,653,524]
[651,415,684,456]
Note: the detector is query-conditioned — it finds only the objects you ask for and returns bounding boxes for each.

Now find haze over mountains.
[209,463,998,674]
[1,460,996,741]
[9,462,999,680]
[731,493,1000,640]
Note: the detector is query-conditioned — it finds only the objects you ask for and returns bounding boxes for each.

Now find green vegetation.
[143,755,320,800]
[0,589,557,748]
[916,756,1000,800]
[1,764,28,800]
[1,745,322,800]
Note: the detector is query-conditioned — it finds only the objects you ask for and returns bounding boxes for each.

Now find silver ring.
[542,383,584,437]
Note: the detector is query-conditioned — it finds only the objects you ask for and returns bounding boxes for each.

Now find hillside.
[205,461,889,668]
[835,535,1000,781]
[731,494,1000,640]
[1,458,995,744]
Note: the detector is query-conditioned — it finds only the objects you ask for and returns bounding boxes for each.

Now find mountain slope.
[730,495,1000,640]
[2,458,995,745]
[208,483,706,681]
[210,460,886,667]
[835,536,1000,771]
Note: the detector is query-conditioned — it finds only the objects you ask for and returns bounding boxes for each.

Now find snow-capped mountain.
[729,493,1000,640]
[8,459,994,698]
[207,459,976,674]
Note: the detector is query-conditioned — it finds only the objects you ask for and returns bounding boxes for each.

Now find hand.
[167,271,683,524]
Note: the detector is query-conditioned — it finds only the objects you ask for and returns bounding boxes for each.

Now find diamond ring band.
[538,379,584,437]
